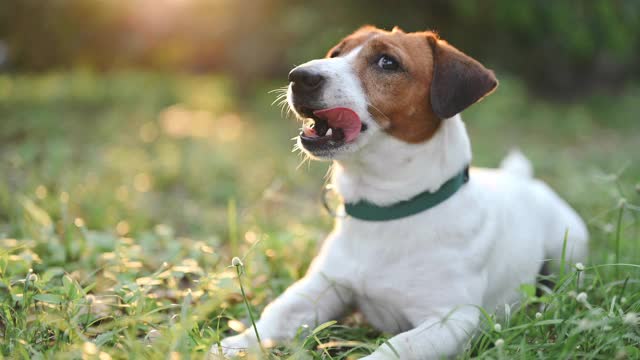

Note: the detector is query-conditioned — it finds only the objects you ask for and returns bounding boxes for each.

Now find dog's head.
[287,26,497,160]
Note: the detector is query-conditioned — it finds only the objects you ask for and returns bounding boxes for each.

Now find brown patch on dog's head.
[325,25,384,59]
[328,26,497,143]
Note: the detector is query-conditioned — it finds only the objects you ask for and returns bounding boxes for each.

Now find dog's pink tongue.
[313,107,361,142]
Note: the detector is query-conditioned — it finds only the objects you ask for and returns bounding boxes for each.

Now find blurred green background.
[0,1,639,358]
[2,0,640,95]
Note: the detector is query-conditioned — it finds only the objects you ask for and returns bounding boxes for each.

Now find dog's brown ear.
[427,36,498,119]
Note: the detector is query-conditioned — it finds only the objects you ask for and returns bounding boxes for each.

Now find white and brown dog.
[211,26,588,359]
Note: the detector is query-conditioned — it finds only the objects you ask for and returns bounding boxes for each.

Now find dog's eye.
[377,55,399,70]
[329,50,340,58]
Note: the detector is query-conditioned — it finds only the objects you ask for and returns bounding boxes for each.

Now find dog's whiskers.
[324,163,337,183]
[268,86,289,94]
[268,84,300,122]
[291,139,313,170]
[269,86,290,115]
[271,94,287,106]
[280,100,293,119]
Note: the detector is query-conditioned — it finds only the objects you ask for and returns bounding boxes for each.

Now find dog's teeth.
[326,128,333,137]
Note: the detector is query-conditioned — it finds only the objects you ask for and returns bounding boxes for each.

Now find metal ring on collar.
[321,184,347,218]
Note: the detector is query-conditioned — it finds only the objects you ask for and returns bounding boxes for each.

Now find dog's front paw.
[207,334,256,359]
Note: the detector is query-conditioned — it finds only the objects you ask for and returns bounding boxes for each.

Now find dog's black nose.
[288,68,325,94]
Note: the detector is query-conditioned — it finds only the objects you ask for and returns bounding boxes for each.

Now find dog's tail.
[500,149,533,178]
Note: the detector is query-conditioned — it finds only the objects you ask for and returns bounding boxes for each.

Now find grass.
[0,71,639,359]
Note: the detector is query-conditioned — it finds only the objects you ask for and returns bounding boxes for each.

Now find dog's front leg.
[361,307,480,360]
[209,271,352,358]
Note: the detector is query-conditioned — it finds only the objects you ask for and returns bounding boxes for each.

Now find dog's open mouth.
[299,107,363,147]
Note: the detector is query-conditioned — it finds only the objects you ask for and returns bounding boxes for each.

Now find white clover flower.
[231,257,243,267]
[621,297,628,304]
[27,273,38,282]
[85,294,95,305]
[623,312,638,326]
[495,338,504,348]
[618,198,627,208]
[494,324,502,332]
[575,262,585,271]
[602,223,614,233]
[576,292,588,303]
[535,312,543,320]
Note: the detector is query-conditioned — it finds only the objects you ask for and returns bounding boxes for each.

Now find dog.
[210,25,588,359]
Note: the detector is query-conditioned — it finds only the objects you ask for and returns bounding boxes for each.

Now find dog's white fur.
[211,45,588,360]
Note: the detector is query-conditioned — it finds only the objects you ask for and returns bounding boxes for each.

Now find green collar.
[344,166,469,221]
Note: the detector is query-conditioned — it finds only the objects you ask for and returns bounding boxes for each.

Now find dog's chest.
[348,256,429,333]
[326,215,487,333]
